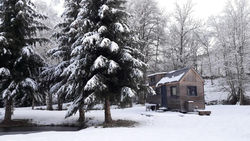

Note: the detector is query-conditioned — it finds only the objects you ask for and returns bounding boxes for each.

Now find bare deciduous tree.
[211,0,250,105]
[166,0,201,70]
[127,0,167,103]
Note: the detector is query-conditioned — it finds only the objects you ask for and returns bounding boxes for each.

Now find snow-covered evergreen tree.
[0,0,48,123]
[43,0,82,111]
[62,0,147,124]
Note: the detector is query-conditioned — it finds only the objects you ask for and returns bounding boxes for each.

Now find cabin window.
[187,86,197,96]
[150,77,155,83]
[170,86,177,96]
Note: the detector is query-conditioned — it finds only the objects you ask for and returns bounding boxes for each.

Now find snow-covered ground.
[1,105,250,141]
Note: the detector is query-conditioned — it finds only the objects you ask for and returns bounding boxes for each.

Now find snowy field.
[1,105,250,141]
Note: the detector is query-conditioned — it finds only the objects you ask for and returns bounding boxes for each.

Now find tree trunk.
[138,67,147,104]
[239,45,245,105]
[32,97,35,110]
[154,35,160,72]
[57,96,62,111]
[104,95,112,124]
[207,51,214,85]
[239,88,244,105]
[138,92,145,104]
[3,98,13,123]
[46,92,53,110]
[78,104,85,123]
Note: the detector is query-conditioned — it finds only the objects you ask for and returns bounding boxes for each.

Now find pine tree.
[0,0,49,123]
[44,0,82,111]
[62,0,147,124]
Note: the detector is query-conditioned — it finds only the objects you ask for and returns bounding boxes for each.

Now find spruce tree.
[63,0,147,124]
[44,0,82,111]
[0,0,48,123]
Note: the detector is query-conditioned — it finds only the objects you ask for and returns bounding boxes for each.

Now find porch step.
[158,107,168,112]
[198,110,211,116]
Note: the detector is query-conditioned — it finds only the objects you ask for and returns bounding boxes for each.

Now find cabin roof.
[147,71,168,77]
[156,68,190,86]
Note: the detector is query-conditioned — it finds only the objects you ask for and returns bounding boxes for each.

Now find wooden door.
[161,85,167,107]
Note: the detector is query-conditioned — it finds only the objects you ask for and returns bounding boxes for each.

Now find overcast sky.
[35,0,227,20]
[157,0,227,20]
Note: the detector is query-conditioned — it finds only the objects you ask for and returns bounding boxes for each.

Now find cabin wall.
[147,68,205,112]
[166,83,181,110]
[179,70,205,111]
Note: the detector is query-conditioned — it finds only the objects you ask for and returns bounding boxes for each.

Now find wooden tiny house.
[147,68,205,112]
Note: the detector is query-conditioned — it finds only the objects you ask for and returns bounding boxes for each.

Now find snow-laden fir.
[44,0,149,123]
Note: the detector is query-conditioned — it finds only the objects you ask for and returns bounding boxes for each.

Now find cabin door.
[161,85,167,107]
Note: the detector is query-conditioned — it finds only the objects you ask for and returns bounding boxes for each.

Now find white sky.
[157,0,227,20]
[35,0,227,20]
[33,0,64,15]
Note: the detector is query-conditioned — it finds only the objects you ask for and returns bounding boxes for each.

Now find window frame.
[187,86,198,96]
[170,86,177,96]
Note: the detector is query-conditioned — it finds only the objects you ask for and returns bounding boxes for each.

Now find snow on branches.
[114,22,125,32]
[2,81,18,100]
[20,78,38,91]
[99,38,119,52]
[121,87,136,101]
[84,75,107,91]
[91,55,120,74]
[91,55,109,71]
[0,35,7,44]
[0,67,10,77]
[108,60,119,74]
[22,46,35,57]
[110,42,119,52]
[98,26,107,33]
[98,4,109,19]
[82,32,100,46]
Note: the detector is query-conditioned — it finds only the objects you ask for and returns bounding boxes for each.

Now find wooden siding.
[166,83,181,110]
[146,68,205,112]
[179,69,205,111]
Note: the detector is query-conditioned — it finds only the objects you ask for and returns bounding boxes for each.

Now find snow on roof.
[156,68,190,87]
[156,72,185,87]
[148,72,168,77]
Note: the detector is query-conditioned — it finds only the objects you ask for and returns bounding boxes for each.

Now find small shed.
[147,68,205,112]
